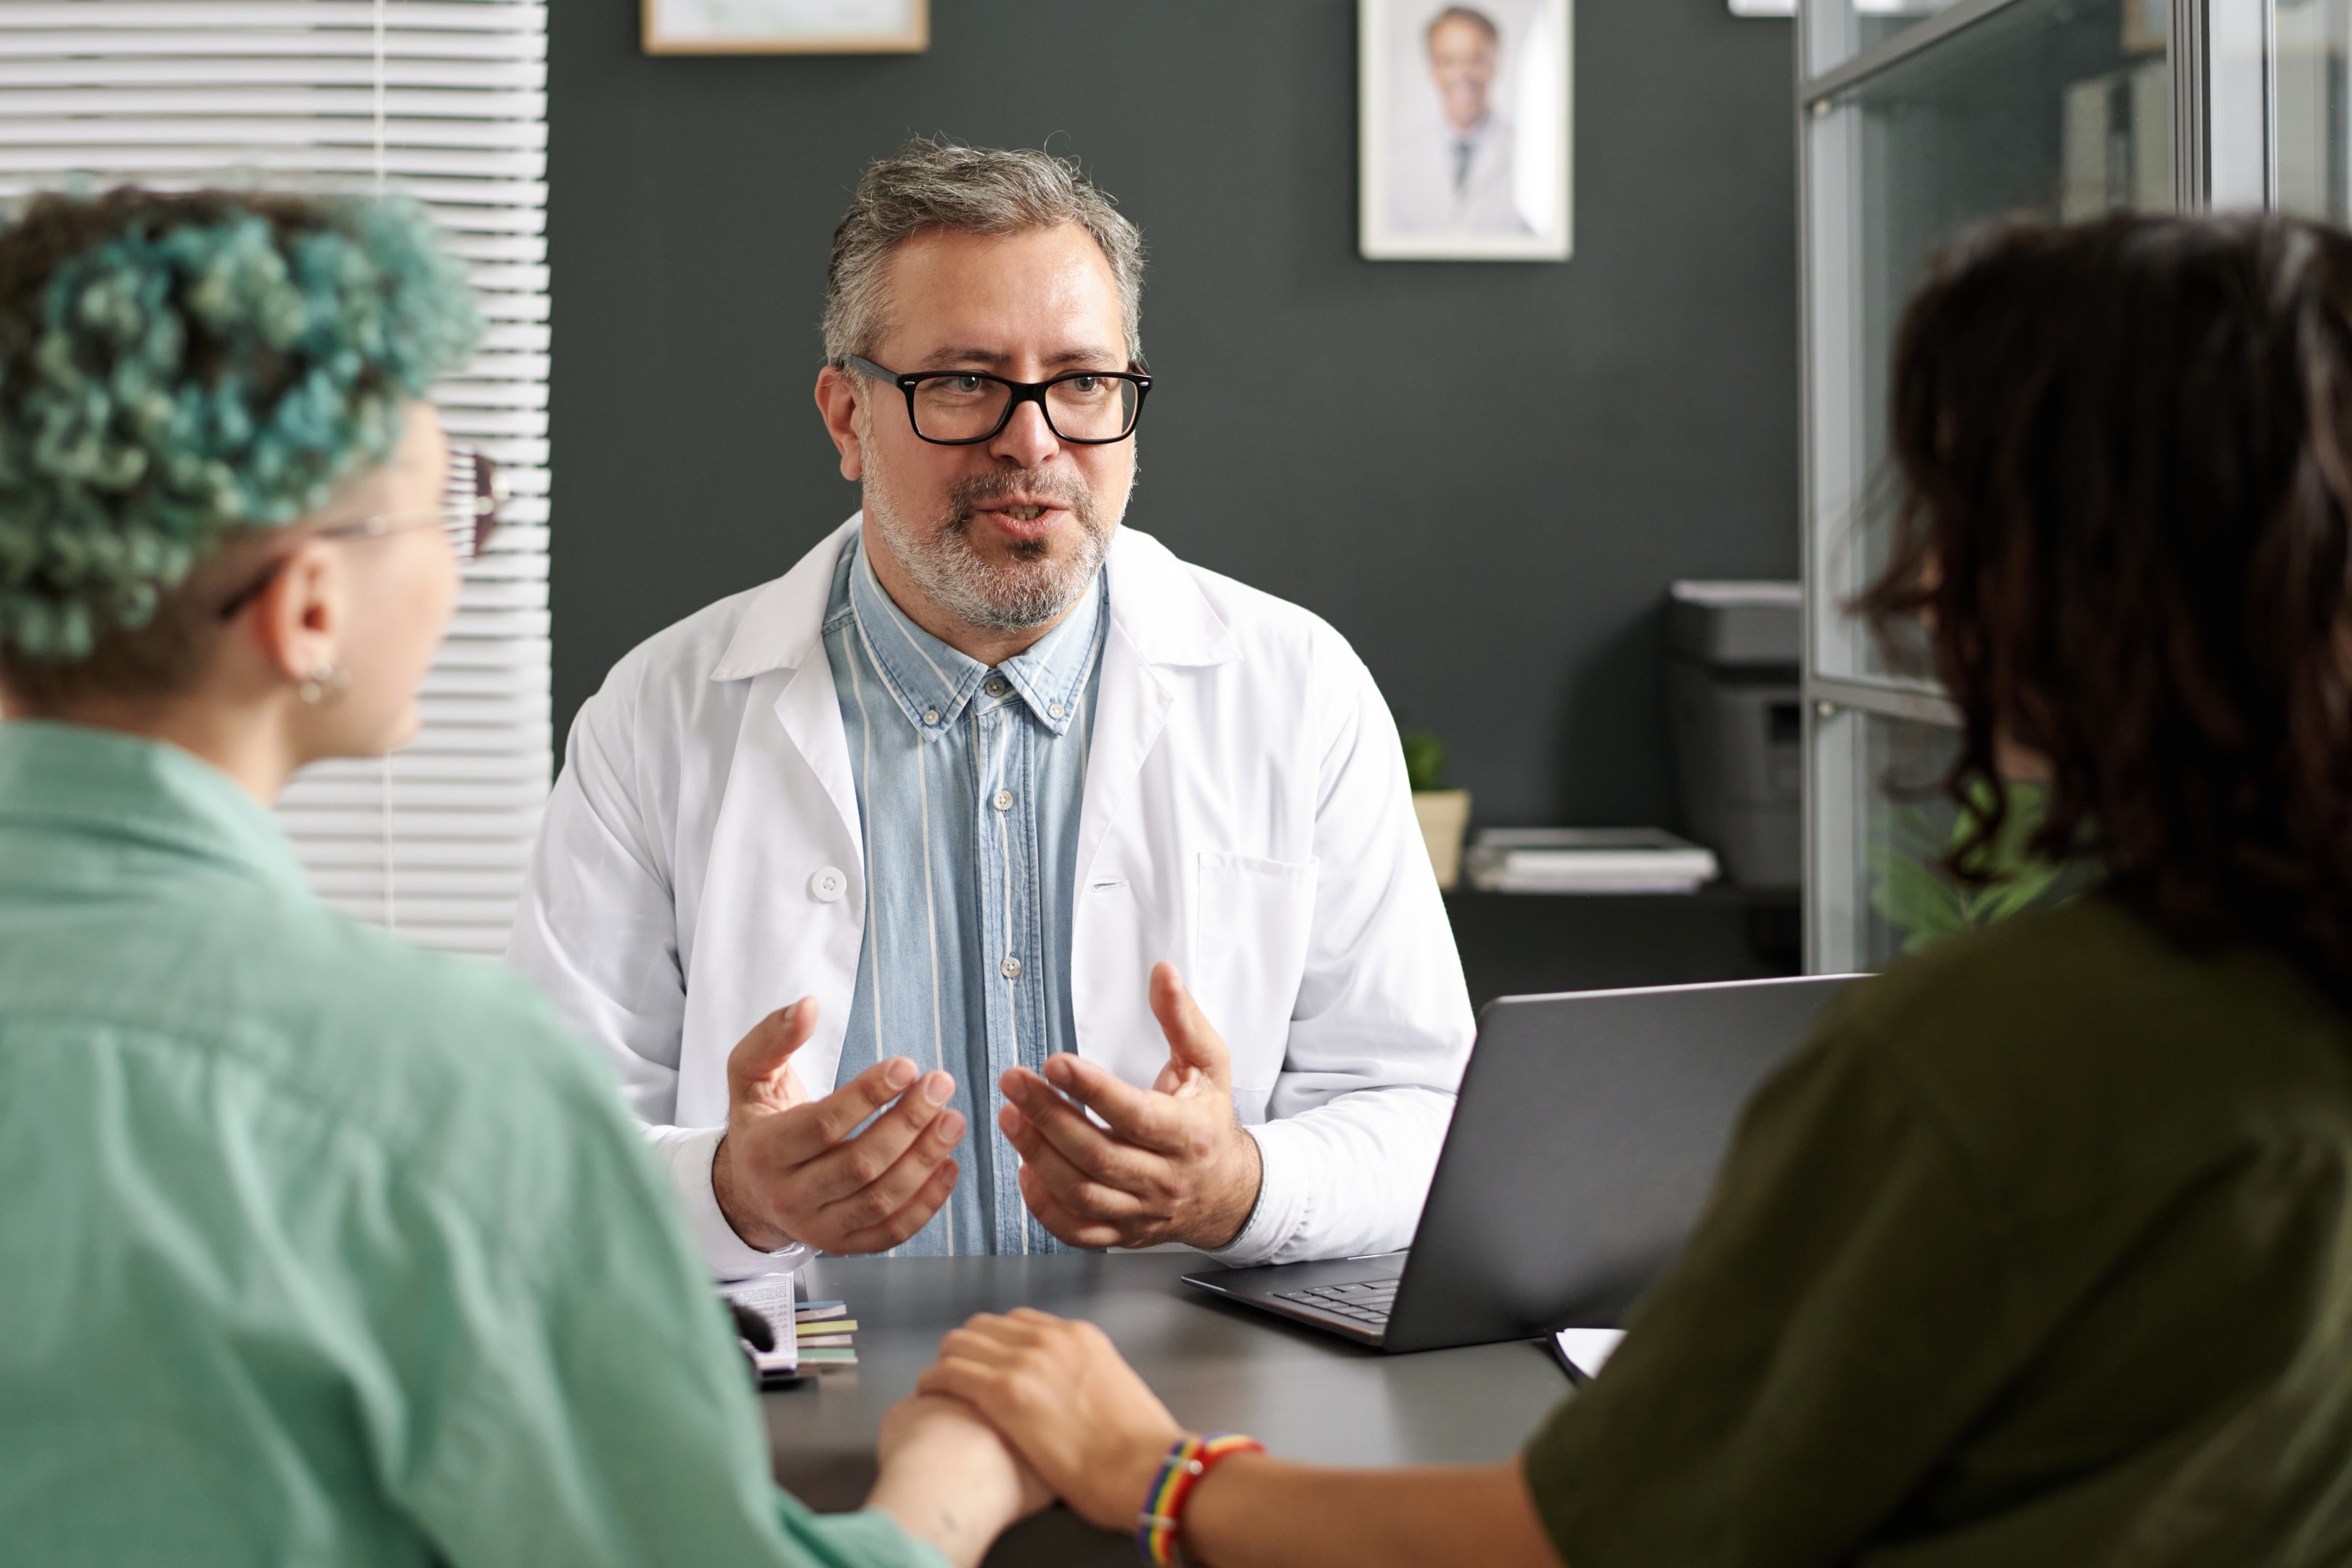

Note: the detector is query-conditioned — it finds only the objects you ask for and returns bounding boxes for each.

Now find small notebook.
[722,1272,800,1379]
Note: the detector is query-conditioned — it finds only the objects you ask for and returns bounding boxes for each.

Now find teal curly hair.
[0,187,481,665]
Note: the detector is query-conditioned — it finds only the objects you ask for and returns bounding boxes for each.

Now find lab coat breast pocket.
[1193,850,1319,1121]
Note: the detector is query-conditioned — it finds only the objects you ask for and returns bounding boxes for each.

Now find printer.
[1665,581,1801,891]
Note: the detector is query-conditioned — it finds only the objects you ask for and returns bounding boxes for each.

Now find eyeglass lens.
[908,374,1140,444]
[444,447,503,559]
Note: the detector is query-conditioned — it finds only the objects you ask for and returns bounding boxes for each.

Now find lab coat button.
[809,866,849,903]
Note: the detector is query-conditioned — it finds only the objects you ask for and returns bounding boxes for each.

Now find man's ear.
[814,364,867,483]
[242,539,348,689]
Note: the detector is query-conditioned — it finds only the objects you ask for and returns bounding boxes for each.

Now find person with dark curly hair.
[908,215,2352,1566]
[0,188,1041,1568]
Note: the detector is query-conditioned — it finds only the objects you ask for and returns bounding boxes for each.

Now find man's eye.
[1068,375,1102,393]
[947,375,985,393]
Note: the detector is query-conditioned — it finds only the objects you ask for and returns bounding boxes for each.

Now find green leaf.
[1400,728,1447,793]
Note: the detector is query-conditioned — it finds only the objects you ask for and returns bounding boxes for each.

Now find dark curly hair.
[1861,214,2352,995]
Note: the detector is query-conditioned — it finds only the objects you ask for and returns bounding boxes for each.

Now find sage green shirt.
[1524,897,2352,1567]
[0,722,939,1568]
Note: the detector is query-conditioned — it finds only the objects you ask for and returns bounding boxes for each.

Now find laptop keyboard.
[1272,1277,1397,1328]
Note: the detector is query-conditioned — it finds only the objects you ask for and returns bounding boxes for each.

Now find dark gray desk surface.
[761,1251,1573,1567]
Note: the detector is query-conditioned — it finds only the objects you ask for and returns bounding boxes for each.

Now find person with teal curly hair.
[0,188,1042,1568]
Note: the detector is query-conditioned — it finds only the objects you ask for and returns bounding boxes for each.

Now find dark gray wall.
[545,1,1798,830]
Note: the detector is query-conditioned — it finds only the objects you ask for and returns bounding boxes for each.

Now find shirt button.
[1000,956,1023,979]
[809,866,848,903]
[1048,702,1065,719]
[992,789,1013,812]
[984,674,1010,697]
[923,708,940,726]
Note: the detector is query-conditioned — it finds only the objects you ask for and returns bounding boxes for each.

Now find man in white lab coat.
[510,140,1474,1277]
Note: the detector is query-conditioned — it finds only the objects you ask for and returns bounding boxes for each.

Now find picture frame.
[642,0,928,56]
[1360,0,1573,262]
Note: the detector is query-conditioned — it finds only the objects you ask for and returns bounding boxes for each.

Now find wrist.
[711,1132,793,1252]
[1188,1127,1264,1251]
[869,1437,1024,1568]
[1137,1432,1264,1566]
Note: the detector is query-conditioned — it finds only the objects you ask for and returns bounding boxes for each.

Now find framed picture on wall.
[642,0,928,55]
[1360,0,1573,261]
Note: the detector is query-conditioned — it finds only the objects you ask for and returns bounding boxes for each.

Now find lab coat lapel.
[1074,528,1238,891]
[679,521,865,1114]
[1073,616,1173,897]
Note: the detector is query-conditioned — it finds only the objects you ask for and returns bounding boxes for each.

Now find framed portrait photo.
[1360,0,1573,261]
[642,0,928,55]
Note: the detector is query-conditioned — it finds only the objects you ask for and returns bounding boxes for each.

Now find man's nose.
[988,396,1061,468]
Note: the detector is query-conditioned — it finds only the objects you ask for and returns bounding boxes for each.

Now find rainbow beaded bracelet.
[1136,1432,1264,1566]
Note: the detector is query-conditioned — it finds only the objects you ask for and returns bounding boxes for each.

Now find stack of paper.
[793,1298,858,1370]
[1464,828,1719,894]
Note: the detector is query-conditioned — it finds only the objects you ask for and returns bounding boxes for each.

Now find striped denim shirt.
[820,535,1106,1254]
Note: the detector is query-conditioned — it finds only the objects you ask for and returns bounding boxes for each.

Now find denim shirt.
[821,538,1107,1254]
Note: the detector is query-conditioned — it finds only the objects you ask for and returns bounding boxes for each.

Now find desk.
[761,1251,1573,1567]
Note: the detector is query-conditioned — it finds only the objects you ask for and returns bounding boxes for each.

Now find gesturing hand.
[997,963,1263,1251]
[915,1309,1188,1534]
[710,999,965,1255]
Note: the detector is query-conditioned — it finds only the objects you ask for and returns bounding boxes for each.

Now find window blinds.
[0,1,552,957]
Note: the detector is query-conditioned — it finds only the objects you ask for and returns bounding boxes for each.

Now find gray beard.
[865,467,1113,632]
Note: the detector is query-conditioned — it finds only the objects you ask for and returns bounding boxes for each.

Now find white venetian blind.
[0,1,551,957]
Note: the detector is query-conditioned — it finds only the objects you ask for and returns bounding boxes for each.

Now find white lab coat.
[1388,113,1530,236]
[508,517,1475,1275]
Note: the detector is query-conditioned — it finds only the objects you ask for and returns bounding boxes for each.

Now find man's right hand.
[709,999,964,1254]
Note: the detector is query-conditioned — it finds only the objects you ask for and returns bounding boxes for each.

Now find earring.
[297,663,352,706]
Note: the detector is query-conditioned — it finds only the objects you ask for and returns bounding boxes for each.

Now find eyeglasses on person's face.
[844,354,1151,446]
[216,446,507,622]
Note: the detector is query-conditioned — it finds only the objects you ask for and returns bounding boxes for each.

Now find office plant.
[1402,727,1471,891]
[1867,780,2070,956]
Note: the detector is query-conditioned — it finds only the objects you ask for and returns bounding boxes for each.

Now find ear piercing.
[298,663,352,706]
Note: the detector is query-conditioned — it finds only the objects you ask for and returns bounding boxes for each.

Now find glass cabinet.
[1800,0,2315,969]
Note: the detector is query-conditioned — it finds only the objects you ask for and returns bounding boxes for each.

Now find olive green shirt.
[1526,896,2352,1567]
[0,722,939,1568]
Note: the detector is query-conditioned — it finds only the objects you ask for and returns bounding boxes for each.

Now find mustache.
[946,469,1094,526]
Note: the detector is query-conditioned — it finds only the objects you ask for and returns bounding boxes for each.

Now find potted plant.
[1402,728,1471,891]
[1868,780,2073,955]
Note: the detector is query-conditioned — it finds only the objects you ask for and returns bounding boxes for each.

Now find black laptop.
[1183,973,1855,1352]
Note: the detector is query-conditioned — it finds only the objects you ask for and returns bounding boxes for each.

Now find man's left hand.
[998,962,1263,1250]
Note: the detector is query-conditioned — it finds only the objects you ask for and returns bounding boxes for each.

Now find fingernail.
[923,1071,955,1106]
[937,1110,966,1142]
[885,1058,918,1090]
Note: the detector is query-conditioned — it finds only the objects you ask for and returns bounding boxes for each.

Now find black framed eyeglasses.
[844,354,1151,446]
[216,446,507,621]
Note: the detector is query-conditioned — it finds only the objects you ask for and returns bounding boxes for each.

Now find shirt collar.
[844,536,1104,742]
[0,720,312,899]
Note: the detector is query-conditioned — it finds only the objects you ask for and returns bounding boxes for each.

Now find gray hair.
[823,137,1146,369]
